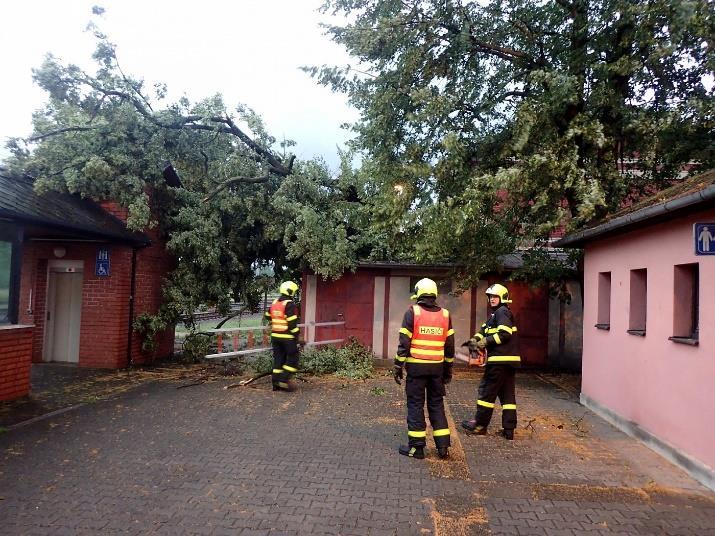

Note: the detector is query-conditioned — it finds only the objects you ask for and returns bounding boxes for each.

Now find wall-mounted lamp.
[53,246,66,258]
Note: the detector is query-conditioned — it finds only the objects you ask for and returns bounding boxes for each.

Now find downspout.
[126,246,138,368]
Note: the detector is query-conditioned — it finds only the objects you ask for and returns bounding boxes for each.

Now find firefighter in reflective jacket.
[461,283,520,440]
[394,278,455,459]
[264,281,300,391]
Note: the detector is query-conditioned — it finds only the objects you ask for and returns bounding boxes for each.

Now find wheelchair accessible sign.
[695,223,715,255]
[96,247,111,276]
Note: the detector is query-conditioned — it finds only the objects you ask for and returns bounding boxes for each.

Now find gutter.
[556,185,715,248]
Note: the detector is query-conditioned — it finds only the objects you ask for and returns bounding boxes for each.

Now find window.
[0,240,10,322]
[596,272,611,329]
[670,263,699,345]
[628,269,647,335]
[0,224,21,324]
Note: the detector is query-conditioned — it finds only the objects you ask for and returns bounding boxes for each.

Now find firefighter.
[394,278,455,459]
[461,283,520,440]
[264,280,300,391]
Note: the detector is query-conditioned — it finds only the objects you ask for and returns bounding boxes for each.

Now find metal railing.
[198,321,346,360]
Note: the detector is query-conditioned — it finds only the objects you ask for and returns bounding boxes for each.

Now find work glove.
[393,365,404,385]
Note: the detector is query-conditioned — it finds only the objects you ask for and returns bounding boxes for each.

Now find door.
[45,266,83,363]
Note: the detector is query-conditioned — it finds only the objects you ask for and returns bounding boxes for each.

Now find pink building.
[557,170,715,491]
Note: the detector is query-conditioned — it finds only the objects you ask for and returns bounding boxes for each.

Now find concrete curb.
[5,403,87,431]
[581,392,715,492]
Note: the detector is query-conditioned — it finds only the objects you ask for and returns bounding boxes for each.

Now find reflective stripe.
[413,306,421,317]
[290,327,300,333]
[497,325,514,333]
[411,339,444,347]
[444,357,454,363]
[408,430,427,438]
[406,357,445,364]
[283,364,298,372]
[395,355,406,362]
[446,328,454,336]
[442,309,449,318]
[272,369,283,374]
[269,299,290,333]
[502,404,517,410]
[487,355,521,363]
[475,333,485,340]
[286,315,298,322]
[477,400,495,408]
[433,428,450,437]
[271,333,295,339]
[399,327,413,338]
[493,333,502,345]
[410,348,444,356]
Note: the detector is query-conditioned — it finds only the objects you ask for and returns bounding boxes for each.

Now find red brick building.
[0,174,174,401]
[301,261,583,369]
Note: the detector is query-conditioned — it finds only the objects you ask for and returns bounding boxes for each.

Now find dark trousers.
[271,338,299,387]
[406,375,451,449]
[475,364,517,430]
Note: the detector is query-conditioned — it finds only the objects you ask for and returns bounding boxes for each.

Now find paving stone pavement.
[0,371,713,535]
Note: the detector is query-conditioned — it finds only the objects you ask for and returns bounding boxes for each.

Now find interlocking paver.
[0,372,713,535]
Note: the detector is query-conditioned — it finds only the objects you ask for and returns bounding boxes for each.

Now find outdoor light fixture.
[53,246,66,258]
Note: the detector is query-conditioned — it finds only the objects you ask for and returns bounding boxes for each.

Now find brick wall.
[0,326,33,401]
[17,233,174,369]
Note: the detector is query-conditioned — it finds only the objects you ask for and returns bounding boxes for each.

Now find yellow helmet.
[279,280,299,297]
[411,278,438,300]
[485,283,511,304]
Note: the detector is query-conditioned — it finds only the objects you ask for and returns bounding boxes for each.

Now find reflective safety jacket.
[395,297,455,377]
[265,296,300,339]
[474,304,520,367]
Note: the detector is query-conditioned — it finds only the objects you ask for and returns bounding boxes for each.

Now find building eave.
[555,184,715,248]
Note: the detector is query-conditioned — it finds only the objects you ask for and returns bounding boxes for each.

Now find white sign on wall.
[694,223,715,255]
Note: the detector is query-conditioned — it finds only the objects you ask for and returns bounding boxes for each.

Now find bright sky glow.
[0,0,358,169]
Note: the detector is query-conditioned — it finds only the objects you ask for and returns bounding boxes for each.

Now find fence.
[197,321,346,360]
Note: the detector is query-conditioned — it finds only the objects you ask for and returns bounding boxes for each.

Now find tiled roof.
[556,169,715,248]
[0,173,150,246]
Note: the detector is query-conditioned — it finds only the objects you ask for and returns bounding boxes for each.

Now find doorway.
[44,261,84,363]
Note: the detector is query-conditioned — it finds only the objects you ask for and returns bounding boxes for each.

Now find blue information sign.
[96,247,111,276]
[694,223,715,255]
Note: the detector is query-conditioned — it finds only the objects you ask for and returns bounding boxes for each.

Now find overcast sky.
[0,0,359,170]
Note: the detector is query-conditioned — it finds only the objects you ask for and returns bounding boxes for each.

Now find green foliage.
[311,0,714,280]
[132,313,168,354]
[300,338,375,380]
[248,351,273,375]
[180,332,213,363]
[2,23,372,350]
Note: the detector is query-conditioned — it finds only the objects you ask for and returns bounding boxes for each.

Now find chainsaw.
[468,347,487,367]
[458,342,487,367]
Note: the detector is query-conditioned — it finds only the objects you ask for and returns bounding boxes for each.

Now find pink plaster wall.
[582,207,715,471]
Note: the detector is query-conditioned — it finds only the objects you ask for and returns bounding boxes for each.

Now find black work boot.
[461,420,487,435]
[437,447,449,459]
[398,445,425,459]
[500,429,514,440]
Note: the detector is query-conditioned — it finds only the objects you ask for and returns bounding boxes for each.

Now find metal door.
[45,268,83,363]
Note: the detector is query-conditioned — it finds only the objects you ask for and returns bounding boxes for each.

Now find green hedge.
[299,338,374,380]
